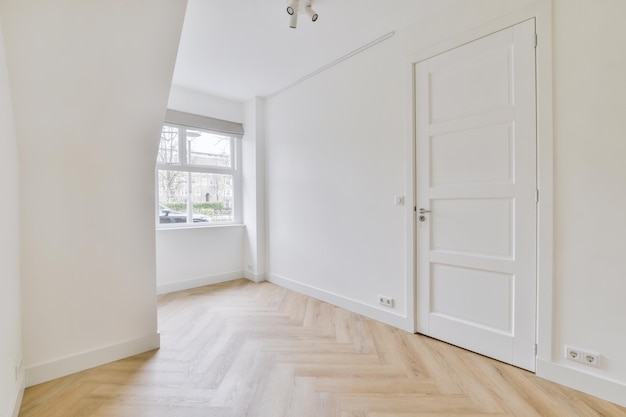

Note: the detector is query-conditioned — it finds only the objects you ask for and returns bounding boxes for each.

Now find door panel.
[416,19,537,371]
[431,198,513,257]
[429,36,513,122]
[430,123,513,185]
[431,264,514,332]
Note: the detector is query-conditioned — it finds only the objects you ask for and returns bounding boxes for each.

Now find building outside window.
[156,110,243,226]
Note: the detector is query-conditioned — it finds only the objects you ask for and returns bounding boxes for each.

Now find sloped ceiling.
[172,0,456,101]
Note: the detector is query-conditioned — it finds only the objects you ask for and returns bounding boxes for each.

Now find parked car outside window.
[159,204,210,224]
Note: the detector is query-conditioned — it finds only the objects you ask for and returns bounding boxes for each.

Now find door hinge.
[534,344,538,356]
[534,33,538,47]
[535,189,539,203]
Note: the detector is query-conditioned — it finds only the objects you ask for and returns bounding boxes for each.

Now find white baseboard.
[244,270,266,283]
[537,358,626,407]
[9,372,24,417]
[25,332,160,388]
[157,271,244,295]
[267,273,413,332]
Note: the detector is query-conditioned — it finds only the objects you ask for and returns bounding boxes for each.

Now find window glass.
[157,125,180,164]
[190,172,234,222]
[186,130,232,168]
[157,170,188,224]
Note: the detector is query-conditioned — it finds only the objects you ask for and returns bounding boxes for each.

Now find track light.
[287,0,318,28]
[289,12,298,28]
[305,5,318,22]
[286,0,298,15]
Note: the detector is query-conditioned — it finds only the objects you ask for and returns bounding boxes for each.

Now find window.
[156,110,243,226]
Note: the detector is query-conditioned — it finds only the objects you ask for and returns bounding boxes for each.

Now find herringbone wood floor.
[19,279,626,417]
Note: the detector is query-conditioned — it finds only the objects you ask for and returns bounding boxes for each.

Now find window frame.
[155,122,242,228]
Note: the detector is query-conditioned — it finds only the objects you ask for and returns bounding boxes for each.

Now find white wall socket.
[378,295,394,307]
[564,345,601,368]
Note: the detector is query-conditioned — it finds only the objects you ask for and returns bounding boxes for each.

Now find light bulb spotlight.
[286,0,298,15]
[305,5,318,22]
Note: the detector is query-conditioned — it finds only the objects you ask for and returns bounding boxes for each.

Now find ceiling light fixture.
[287,0,318,28]
[289,12,298,29]
[305,5,318,22]
[286,0,298,15]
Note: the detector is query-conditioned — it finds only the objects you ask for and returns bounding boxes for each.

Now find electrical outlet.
[565,346,582,362]
[378,295,394,308]
[582,352,601,368]
[565,346,601,368]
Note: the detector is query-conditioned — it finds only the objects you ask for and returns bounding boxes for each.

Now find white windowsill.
[156,223,244,232]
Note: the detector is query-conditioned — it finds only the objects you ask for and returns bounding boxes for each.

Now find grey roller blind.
[165,109,244,138]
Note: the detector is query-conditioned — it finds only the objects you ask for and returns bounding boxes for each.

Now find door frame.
[404,0,553,371]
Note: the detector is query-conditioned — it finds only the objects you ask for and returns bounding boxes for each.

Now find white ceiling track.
[268,31,395,98]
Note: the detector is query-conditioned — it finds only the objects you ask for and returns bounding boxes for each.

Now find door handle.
[419,208,431,214]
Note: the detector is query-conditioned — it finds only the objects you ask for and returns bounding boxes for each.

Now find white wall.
[265,35,409,328]
[0,0,187,386]
[156,226,245,294]
[157,88,246,293]
[545,0,626,397]
[265,0,626,406]
[169,85,244,123]
[0,15,23,417]
[242,97,266,282]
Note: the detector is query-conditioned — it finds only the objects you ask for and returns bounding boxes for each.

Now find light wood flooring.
[19,279,626,417]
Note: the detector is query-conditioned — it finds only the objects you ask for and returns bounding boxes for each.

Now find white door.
[415,19,537,371]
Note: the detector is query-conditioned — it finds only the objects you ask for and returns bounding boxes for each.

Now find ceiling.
[172,0,455,102]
